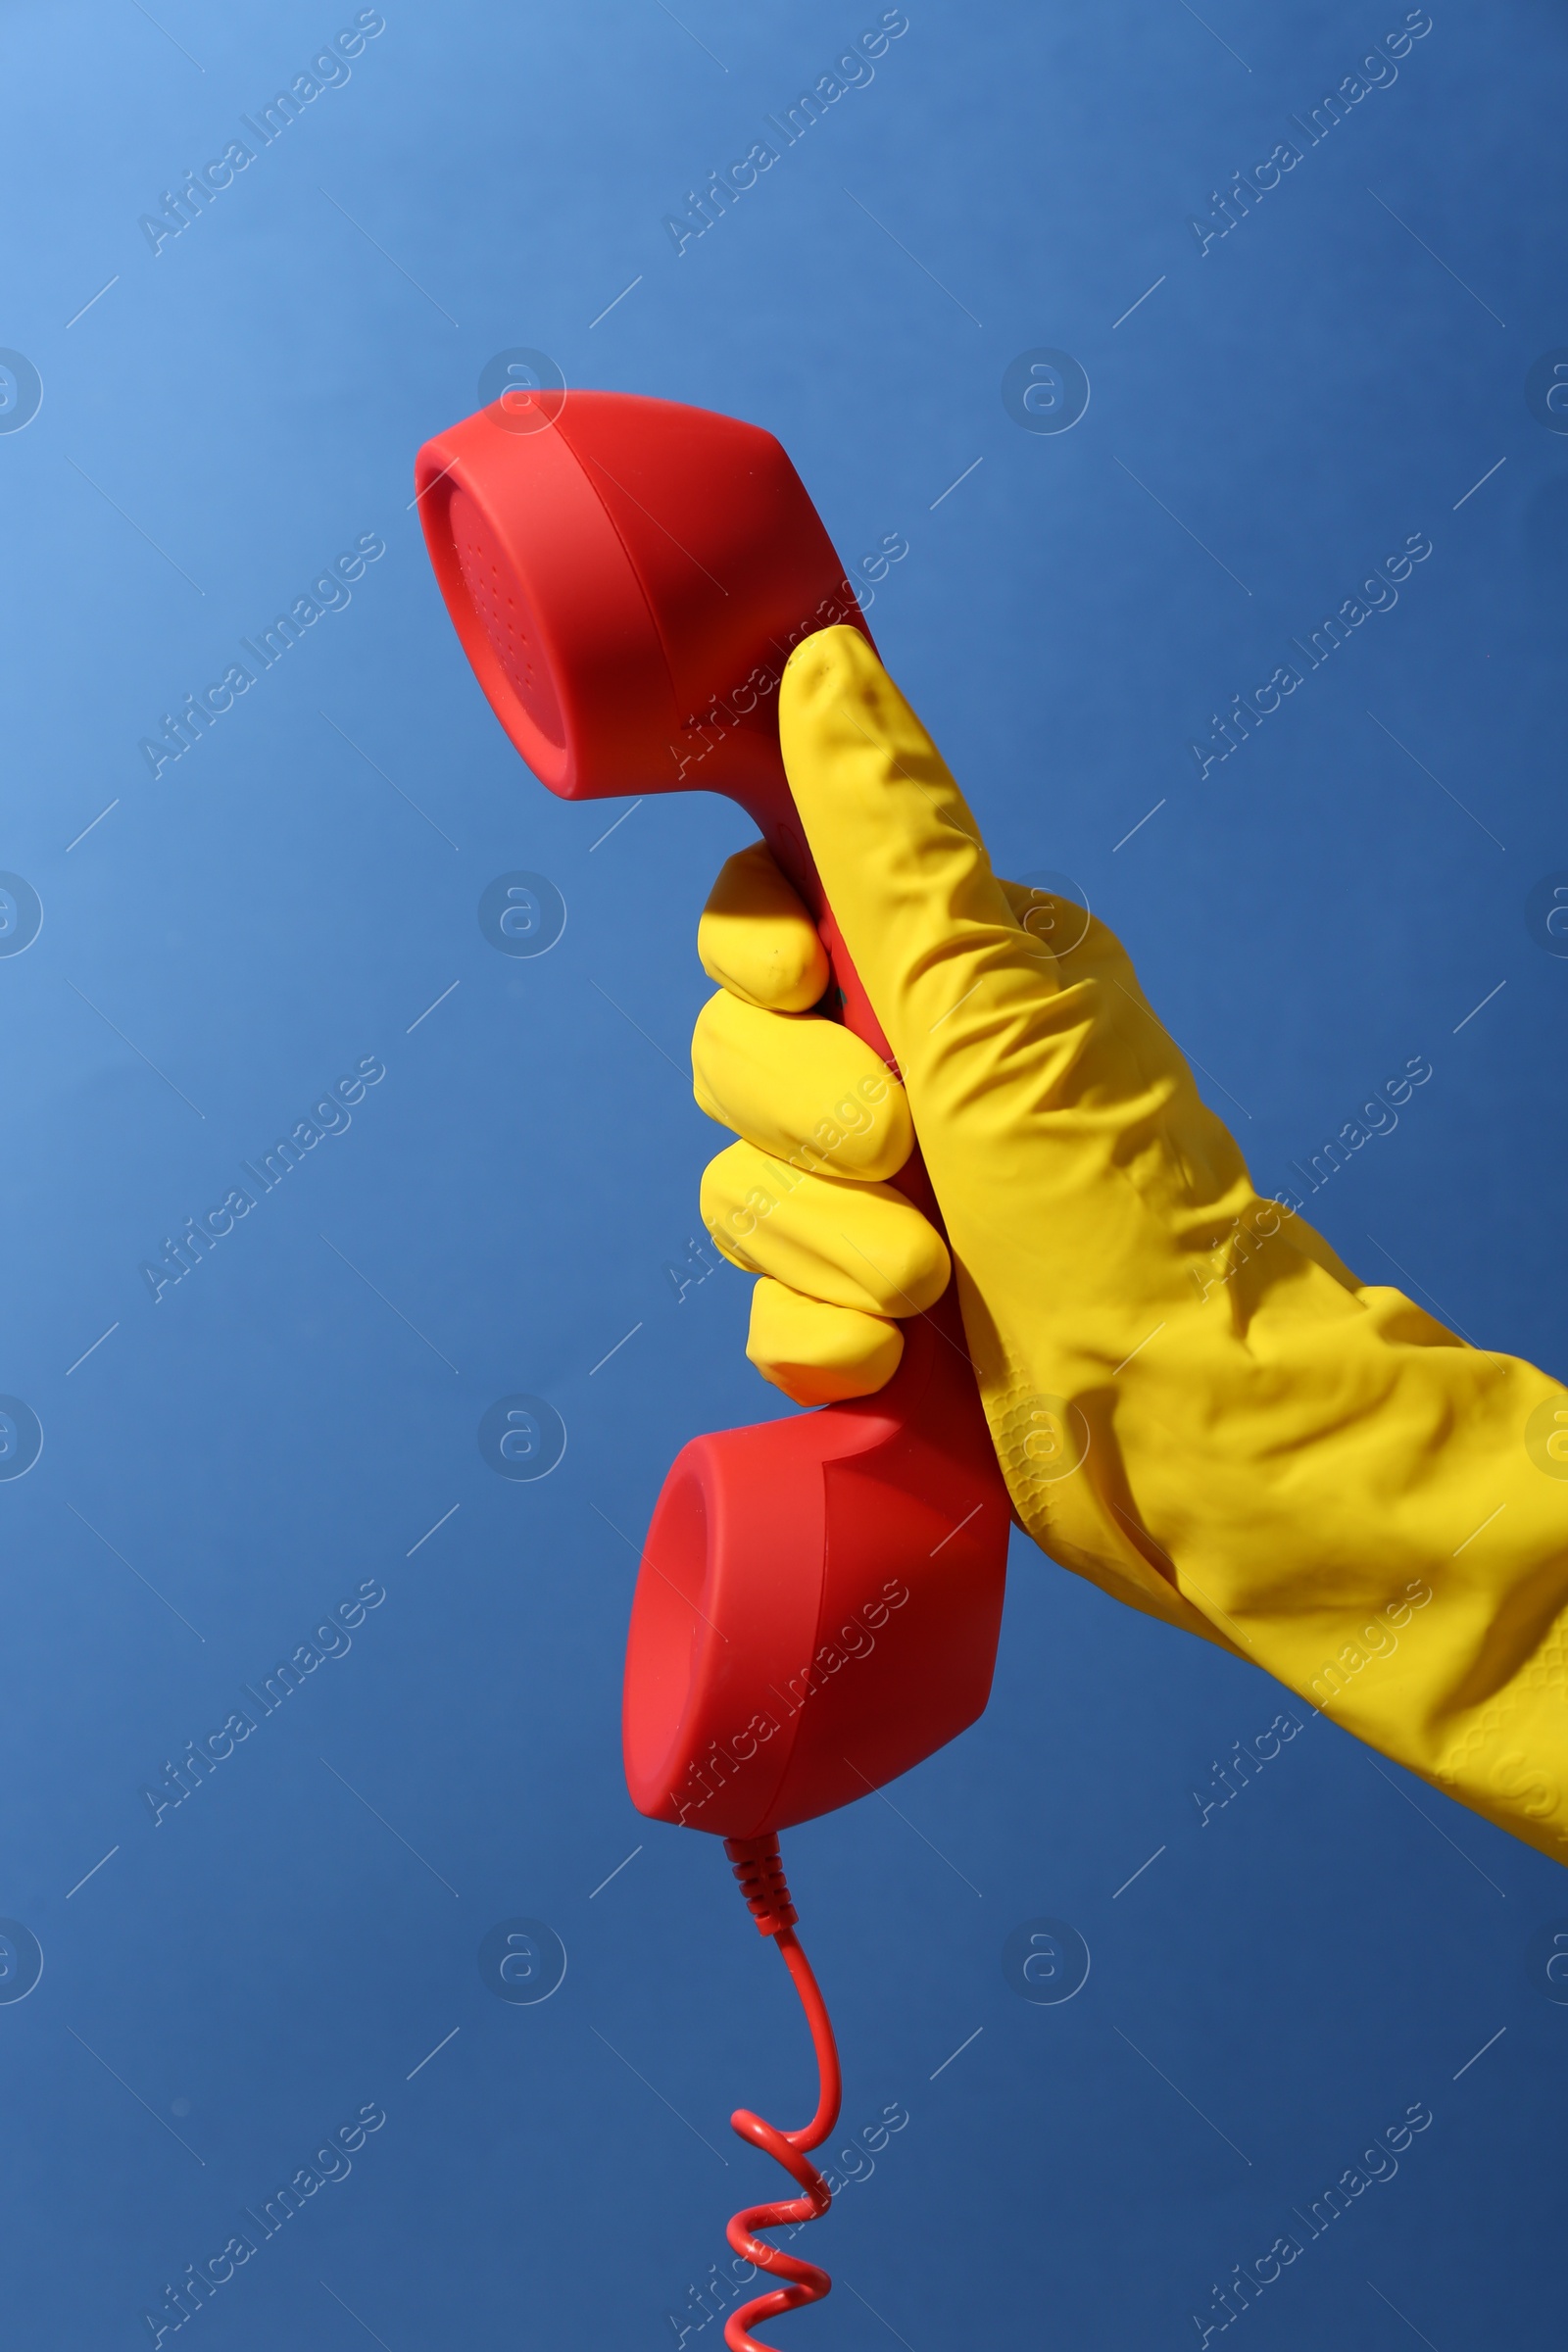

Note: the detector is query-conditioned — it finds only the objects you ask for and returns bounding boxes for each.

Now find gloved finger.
[698,839,829,1010]
[700,1138,951,1316]
[746,1277,904,1405]
[777,627,1227,1266]
[691,987,912,1182]
[778,627,1047,1068]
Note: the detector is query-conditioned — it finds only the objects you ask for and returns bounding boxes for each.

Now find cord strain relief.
[723,1832,798,1936]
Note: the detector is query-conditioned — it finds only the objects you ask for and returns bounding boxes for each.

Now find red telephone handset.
[416,389,1008,2341]
[416,387,1009,1831]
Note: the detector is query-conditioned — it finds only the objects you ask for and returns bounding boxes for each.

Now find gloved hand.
[691,623,1568,1868]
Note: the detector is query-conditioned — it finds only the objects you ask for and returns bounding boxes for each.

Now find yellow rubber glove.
[690,624,1568,1868]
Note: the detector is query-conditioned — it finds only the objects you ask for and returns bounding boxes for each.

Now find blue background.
[2,1,1564,2344]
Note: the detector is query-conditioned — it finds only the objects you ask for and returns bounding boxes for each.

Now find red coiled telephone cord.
[721,1835,843,2350]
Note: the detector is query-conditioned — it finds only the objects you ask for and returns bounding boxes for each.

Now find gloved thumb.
[776,621,1250,1332]
[777,623,1065,1102]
